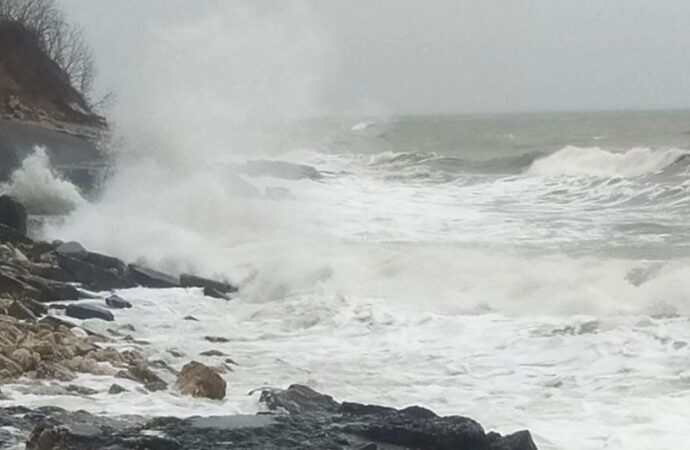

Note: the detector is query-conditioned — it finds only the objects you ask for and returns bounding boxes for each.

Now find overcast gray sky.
[60,0,690,115]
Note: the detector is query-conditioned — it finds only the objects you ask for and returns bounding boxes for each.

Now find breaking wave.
[527,146,690,178]
[0,146,86,215]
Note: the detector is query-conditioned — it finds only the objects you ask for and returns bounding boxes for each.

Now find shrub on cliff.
[0,0,94,99]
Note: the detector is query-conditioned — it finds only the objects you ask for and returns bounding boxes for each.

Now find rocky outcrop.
[0,385,538,449]
[176,361,226,400]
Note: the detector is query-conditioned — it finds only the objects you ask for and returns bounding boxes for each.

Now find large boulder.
[0,195,27,235]
[65,304,114,321]
[176,361,226,400]
[56,254,133,291]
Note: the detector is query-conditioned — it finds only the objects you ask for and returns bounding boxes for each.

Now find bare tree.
[0,0,96,102]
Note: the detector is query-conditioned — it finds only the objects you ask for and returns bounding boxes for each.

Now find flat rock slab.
[129,265,179,288]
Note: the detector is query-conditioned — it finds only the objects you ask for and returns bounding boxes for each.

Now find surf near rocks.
[0,196,539,449]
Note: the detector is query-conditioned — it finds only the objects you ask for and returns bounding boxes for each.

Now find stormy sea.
[2,110,690,450]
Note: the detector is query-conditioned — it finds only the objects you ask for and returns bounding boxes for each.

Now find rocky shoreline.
[0,195,538,449]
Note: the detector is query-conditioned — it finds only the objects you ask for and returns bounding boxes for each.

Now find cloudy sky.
[60,0,690,115]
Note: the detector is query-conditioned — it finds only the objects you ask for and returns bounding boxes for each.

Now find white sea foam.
[19,2,690,449]
[527,146,689,177]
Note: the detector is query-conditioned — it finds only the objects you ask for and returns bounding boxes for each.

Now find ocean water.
[3,111,690,449]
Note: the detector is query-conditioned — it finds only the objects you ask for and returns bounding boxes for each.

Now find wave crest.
[527,146,689,178]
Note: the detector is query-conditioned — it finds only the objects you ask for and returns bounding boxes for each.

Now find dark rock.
[488,431,539,450]
[340,402,397,417]
[116,363,167,391]
[0,223,33,246]
[32,241,58,256]
[203,286,230,300]
[179,274,237,293]
[105,295,131,309]
[108,384,126,395]
[22,298,48,316]
[66,385,98,396]
[260,384,340,415]
[17,274,85,302]
[204,336,229,343]
[79,251,129,277]
[176,361,226,400]
[57,254,133,291]
[0,195,27,234]
[0,387,538,450]
[6,300,36,321]
[145,380,168,392]
[65,304,114,321]
[359,444,378,450]
[183,315,199,321]
[39,315,76,330]
[55,241,86,255]
[129,264,179,288]
[200,350,225,357]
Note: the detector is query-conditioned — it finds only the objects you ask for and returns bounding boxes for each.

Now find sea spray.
[0,146,86,215]
[45,1,333,282]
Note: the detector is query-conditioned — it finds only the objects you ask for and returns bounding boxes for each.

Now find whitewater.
[2,2,690,449]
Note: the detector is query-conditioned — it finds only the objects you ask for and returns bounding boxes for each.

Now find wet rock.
[66,384,98,396]
[105,294,131,309]
[108,383,126,395]
[176,361,226,400]
[22,298,49,316]
[56,254,133,291]
[15,274,85,303]
[0,223,33,246]
[0,195,27,234]
[116,363,167,392]
[199,350,225,357]
[7,300,37,321]
[2,390,538,450]
[55,241,86,255]
[203,286,230,300]
[260,384,340,415]
[65,304,114,322]
[129,264,179,288]
[488,430,539,450]
[179,274,237,293]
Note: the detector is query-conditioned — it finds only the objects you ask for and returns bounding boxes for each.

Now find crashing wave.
[0,146,86,215]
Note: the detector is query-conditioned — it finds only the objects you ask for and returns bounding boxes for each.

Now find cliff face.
[0,21,102,126]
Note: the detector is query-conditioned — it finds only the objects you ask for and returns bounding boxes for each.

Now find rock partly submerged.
[0,384,537,449]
